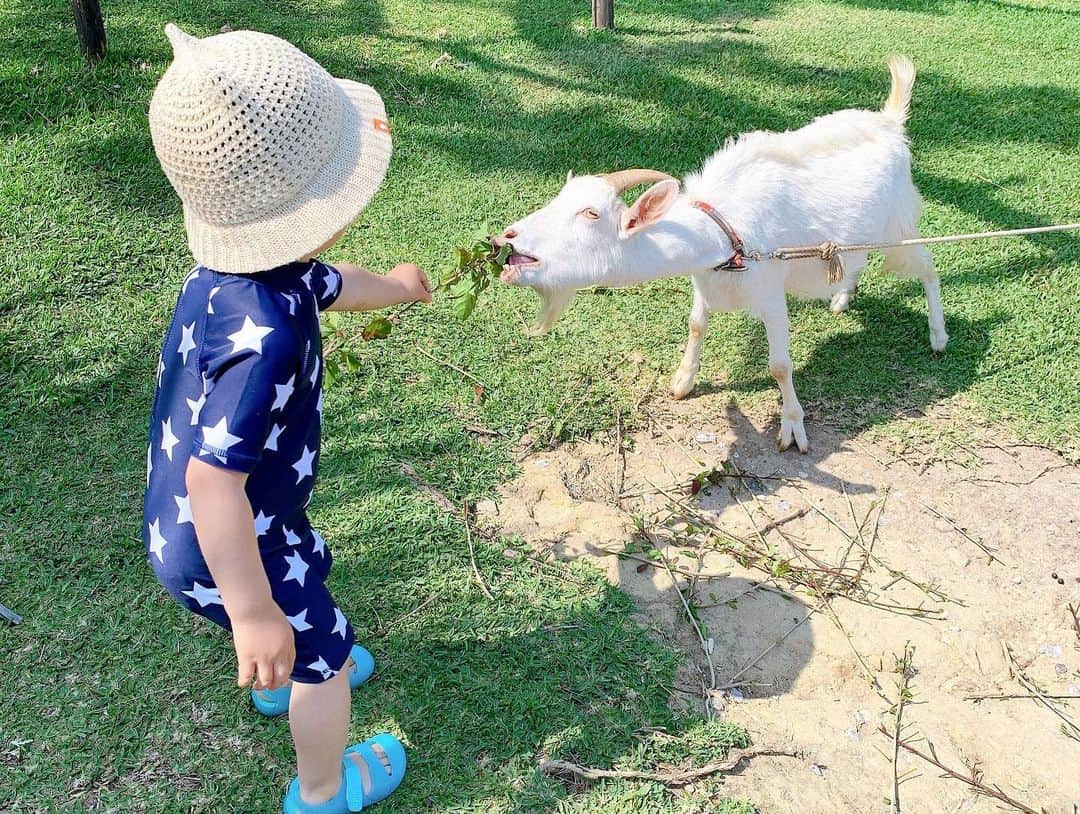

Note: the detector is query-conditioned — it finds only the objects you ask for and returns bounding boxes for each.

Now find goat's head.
[495,169,679,333]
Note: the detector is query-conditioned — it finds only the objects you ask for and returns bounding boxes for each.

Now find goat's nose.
[492,228,518,248]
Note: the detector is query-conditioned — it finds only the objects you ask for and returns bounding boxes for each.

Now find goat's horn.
[600,169,675,194]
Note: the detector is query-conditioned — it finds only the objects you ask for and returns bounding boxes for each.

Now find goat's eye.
[582,208,600,220]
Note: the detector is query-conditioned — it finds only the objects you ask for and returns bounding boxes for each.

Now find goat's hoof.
[778,419,809,453]
[930,330,949,353]
[669,372,695,400]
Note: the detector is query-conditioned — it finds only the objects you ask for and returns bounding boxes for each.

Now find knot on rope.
[818,241,845,286]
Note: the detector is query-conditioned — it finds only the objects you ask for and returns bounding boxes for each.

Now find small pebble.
[1055,663,1068,677]
[810,763,825,777]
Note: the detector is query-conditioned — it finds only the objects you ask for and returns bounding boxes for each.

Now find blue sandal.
[253,644,375,717]
[282,733,407,813]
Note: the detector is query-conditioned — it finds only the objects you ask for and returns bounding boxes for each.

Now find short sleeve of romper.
[192,286,302,473]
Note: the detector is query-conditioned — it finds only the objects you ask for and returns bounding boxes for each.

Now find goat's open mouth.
[500,252,540,283]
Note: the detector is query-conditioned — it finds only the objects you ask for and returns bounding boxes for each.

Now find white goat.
[496,56,947,452]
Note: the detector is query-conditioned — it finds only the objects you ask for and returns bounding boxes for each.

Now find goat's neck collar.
[690,200,748,272]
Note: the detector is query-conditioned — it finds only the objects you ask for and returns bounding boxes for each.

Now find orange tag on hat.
[373,118,390,133]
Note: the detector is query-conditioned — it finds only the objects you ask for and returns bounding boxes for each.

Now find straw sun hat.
[149,24,392,274]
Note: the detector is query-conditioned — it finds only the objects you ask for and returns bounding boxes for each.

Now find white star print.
[323,270,340,300]
[200,416,242,463]
[253,510,275,537]
[286,609,313,632]
[207,286,221,314]
[157,354,165,385]
[332,607,348,639]
[227,316,273,355]
[175,493,193,525]
[307,656,336,680]
[182,266,199,295]
[272,375,295,412]
[177,322,197,365]
[316,390,324,417]
[309,355,320,388]
[302,265,315,292]
[265,423,284,452]
[280,292,298,315]
[186,391,206,425]
[311,529,327,558]
[284,526,302,547]
[160,417,179,461]
[292,446,316,484]
[182,581,222,608]
[148,518,168,563]
[146,444,153,486]
[283,551,309,587]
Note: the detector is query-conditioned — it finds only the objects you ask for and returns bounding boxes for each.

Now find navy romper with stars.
[142,260,354,684]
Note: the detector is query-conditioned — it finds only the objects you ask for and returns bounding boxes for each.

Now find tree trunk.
[592,0,614,29]
[72,0,106,63]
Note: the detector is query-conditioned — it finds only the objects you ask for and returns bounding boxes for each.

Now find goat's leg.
[670,290,709,400]
[763,303,808,453]
[884,245,948,352]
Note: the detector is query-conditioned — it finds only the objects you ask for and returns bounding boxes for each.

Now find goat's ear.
[620,179,680,238]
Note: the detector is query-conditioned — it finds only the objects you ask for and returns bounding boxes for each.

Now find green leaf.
[362,316,393,341]
[494,242,513,265]
[453,290,478,321]
[454,247,471,268]
[472,239,492,257]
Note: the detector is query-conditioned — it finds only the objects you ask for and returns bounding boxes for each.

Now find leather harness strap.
[691,200,748,271]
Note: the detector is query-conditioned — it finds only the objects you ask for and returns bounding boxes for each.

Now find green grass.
[1,0,1077,811]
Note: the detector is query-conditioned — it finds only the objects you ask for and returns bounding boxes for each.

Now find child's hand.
[232,605,296,691]
[388,262,432,304]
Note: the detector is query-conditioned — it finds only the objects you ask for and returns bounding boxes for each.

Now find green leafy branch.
[321,240,513,385]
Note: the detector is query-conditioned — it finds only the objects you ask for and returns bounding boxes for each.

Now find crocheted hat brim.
[182,78,392,275]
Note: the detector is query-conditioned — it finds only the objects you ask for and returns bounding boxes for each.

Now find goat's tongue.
[507,253,536,265]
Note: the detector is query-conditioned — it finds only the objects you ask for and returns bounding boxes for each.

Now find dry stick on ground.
[917,500,1006,566]
[600,547,731,581]
[413,345,489,391]
[464,501,495,600]
[725,606,820,686]
[614,407,627,507]
[644,528,718,716]
[966,693,1078,702]
[374,595,438,637]
[877,726,1044,814]
[964,462,1073,487]
[1068,603,1080,645]
[1003,643,1080,741]
[540,747,801,788]
[887,644,916,814]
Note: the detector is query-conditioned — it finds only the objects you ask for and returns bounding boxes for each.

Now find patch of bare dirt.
[478,393,1080,813]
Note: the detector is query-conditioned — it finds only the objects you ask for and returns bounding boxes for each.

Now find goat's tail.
[882,55,916,124]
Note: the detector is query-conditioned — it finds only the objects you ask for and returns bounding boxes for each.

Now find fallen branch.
[878,727,1043,814]
[917,500,1006,566]
[540,746,801,787]
[963,463,1072,487]
[887,644,916,814]
[464,501,494,600]
[414,345,489,390]
[1003,643,1080,741]
[399,462,457,513]
[965,693,1077,702]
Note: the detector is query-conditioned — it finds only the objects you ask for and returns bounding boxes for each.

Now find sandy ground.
[477,391,1080,813]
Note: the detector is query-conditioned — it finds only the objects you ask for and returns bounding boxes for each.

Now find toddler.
[143,23,429,813]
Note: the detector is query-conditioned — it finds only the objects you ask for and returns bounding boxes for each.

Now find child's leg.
[290,667,351,805]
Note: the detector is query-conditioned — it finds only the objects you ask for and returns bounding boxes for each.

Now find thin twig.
[888,644,916,814]
[540,747,801,787]
[963,463,1072,487]
[965,693,1077,701]
[1068,603,1080,645]
[725,606,820,685]
[757,506,812,534]
[614,407,626,507]
[878,727,1042,814]
[918,500,1006,566]
[399,462,457,513]
[650,532,717,715]
[464,501,494,601]
[414,344,489,390]
[374,595,438,637]
[1003,643,1080,740]
[600,547,730,581]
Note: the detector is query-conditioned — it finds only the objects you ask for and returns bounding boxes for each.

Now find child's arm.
[186,458,295,691]
[326,262,431,311]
